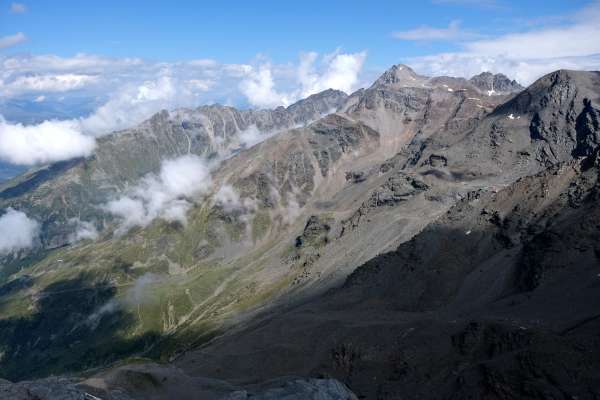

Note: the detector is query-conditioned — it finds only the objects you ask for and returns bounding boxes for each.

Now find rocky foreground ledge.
[0,363,357,400]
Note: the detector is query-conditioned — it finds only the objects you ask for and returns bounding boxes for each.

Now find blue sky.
[1,0,600,168]
[0,0,593,68]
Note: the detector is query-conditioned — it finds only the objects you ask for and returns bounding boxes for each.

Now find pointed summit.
[469,71,524,95]
[372,64,427,89]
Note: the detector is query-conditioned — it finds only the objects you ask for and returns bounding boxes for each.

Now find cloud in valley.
[0,208,39,254]
[104,154,212,233]
[67,218,99,243]
[87,272,160,326]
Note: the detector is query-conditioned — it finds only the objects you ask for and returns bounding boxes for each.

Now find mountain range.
[0,65,599,399]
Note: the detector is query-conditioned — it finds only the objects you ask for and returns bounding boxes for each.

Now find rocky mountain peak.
[469,71,524,95]
[372,64,425,89]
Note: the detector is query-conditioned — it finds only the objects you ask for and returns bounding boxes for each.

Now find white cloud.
[104,155,212,233]
[406,1,600,85]
[393,20,476,41]
[86,272,160,326]
[464,24,600,60]
[0,50,366,166]
[5,74,97,94]
[0,208,39,254]
[0,116,95,165]
[0,32,26,49]
[214,185,241,212]
[186,59,219,68]
[298,51,366,97]
[240,64,293,108]
[10,2,27,13]
[238,124,265,149]
[409,53,600,86]
[240,51,367,108]
[0,74,207,167]
[79,75,198,135]
[214,184,258,214]
[187,79,214,91]
[1,53,143,74]
[67,218,99,243]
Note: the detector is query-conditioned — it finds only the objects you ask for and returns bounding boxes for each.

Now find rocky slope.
[2,65,598,399]
[0,88,347,262]
[170,69,600,399]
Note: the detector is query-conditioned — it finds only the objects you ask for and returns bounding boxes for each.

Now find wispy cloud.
[406,1,600,84]
[0,32,26,49]
[10,2,26,13]
[104,155,212,233]
[67,218,99,243]
[393,20,478,42]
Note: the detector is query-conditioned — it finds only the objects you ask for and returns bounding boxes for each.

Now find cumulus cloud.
[104,155,212,233]
[406,1,600,85]
[0,116,95,165]
[298,51,366,97]
[0,208,39,254]
[0,32,26,49]
[10,2,27,13]
[240,64,294,108]
[240,51,367,108]
[392,20,477,42]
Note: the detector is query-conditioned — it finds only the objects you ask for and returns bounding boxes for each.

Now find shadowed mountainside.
[1,66,599,399]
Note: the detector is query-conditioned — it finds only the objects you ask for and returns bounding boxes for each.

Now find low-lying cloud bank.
[0,208,39,254]
[0,117,95,165]
[104,154,212,234]
[0,50,367,166]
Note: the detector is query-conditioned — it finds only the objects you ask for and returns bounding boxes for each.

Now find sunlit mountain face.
[1,1,600,399]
